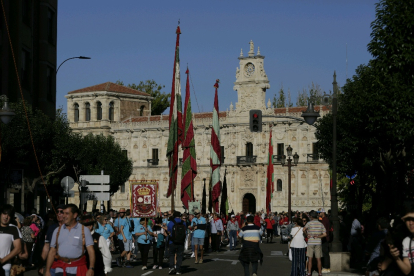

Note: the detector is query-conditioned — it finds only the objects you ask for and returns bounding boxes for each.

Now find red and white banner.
[130,181,158,217]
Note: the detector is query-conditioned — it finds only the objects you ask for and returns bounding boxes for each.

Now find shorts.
[124,239,133,252]
[307,244,322,258]
[192,237,205,245]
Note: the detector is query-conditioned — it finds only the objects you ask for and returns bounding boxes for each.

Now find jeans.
[169,243,184,272]
[211,234,220,251]
[240,260,258,276]
[164,236,170,258]
[322,241,330,269]
[229,230,238,250]
[153,242,165,266]
[273,224,278,236]
[138,243,151,266]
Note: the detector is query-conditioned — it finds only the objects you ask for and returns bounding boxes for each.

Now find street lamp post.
[280,145,299,223]
[301,71,341,252]
[56,56,91,73]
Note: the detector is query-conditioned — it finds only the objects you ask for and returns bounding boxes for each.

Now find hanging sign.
[130,180,158,217]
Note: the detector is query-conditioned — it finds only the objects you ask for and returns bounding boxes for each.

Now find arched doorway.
[242,193,256,214]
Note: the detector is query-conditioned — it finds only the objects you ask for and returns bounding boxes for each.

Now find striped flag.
[181,68,197,209]
[167,26,183,198]
[210,79,221,213]
[266,126,274,214]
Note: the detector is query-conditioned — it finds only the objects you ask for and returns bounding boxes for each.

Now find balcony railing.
[147,159,159,166]
[307,154,321,162]
[272,155,284,163]
[237,156,257,165]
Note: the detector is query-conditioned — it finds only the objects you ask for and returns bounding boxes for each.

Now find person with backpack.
[167,211,187,275]
[79,215,112,276]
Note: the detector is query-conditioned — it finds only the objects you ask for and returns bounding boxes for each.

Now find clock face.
[244,63,255,77]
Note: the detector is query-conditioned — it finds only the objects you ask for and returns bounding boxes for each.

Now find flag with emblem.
[166,25,183,198]
[181,68,197,209]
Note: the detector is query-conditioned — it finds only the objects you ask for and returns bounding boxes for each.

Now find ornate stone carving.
[133,144,138,149]
[292,136,297,141]
[143,141,147,148]
[302,136,308,141]
[236,67,240,79]
[301,172,306,178]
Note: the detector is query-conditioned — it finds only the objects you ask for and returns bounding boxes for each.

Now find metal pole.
[331,72,341,252]
[66,177,69,205]
[288,158,292,223]
[100,170,104,213]
[171,183,175,212]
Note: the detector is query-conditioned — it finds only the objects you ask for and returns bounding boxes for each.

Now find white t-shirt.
[402,236,414,262]
[289,227,307,248]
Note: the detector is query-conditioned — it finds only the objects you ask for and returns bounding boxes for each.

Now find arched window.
[277,179,282,191]
[74,103,79,122]
[97,101,102,120]
[109,102,114,121]
[140,105,145,116]
[85,102,90,121]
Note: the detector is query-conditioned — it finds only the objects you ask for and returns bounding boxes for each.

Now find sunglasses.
[104,219,108,221]
[58,210,64,214]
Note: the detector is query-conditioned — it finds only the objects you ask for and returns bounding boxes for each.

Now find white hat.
[231,215,235,218]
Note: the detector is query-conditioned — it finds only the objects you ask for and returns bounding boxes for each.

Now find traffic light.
[249,110,262,132]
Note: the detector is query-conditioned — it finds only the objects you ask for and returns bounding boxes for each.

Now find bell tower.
[233,40,270,114]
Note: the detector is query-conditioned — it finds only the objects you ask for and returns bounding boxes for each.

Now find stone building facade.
[66,41,331,213]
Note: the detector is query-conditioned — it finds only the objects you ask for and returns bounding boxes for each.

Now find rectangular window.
[277,143,284,161]
[220,146,225,164]
[21,49,31,90]
[120,183,125,193]
[152,148,159,165]
[277,179,282,191]
[312,143,319,161]
[47,9,55,44]
[46,66,54,102]
[246,143,253,157]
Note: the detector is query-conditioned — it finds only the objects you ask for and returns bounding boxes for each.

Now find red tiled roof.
[68,82,150,97]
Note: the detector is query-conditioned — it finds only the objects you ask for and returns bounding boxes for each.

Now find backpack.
[171,220,186,244]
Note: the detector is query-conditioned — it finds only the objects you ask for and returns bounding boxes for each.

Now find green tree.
[315,0,414,216]
[116,79,170,115]
[272,85,286,108]
[296,88,308,106]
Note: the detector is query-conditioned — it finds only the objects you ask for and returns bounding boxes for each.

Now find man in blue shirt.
[114,208,133,268]
[190,209,206,264]
[167,211,186,275]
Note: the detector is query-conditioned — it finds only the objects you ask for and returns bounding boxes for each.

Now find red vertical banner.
[130,181,158,217]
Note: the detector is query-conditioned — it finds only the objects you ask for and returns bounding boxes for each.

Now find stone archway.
[242,193,256,214]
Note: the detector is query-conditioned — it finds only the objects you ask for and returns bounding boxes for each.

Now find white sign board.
[80,175,110,184]
[87,185,110,192]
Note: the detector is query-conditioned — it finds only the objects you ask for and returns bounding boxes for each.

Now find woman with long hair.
[290,217,307,276]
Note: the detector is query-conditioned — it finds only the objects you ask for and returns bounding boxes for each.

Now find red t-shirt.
[254,216,261,227]
[264,218,274,229]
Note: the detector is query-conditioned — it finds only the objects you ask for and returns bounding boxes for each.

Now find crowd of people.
[1,203,414,276]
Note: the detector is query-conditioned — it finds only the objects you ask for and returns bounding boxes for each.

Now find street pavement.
[27,237,364,276]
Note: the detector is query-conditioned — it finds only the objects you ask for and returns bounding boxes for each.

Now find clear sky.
[57,0,377,114]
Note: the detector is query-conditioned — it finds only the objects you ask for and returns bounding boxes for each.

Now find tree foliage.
[315,0,414,216]
[295,82,329,106]
[116,79,170,115]
[0,101,132,197]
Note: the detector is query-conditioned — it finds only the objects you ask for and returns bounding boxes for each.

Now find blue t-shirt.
[95,223,114,239]
[114,217,130,240]
[134,224,152,244]
[131,218,140,234]
[191,217,207,239]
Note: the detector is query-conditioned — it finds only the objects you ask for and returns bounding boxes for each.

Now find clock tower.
[233,40,270,114]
